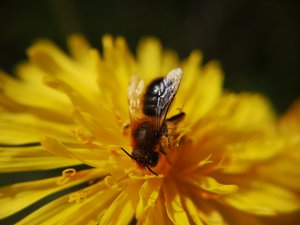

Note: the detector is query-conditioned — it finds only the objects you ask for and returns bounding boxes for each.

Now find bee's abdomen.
[143,77,164,116]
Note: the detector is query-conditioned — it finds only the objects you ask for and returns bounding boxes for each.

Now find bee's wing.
[127,74,144,121]
[155,68,182,130]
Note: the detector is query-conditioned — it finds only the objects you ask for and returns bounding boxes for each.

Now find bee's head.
[121,147,159,175]
[132,149,159,167]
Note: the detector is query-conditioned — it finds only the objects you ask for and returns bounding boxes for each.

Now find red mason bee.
[121,68,184,175]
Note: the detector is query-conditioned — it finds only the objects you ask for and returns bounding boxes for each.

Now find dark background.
[0,0,299,113]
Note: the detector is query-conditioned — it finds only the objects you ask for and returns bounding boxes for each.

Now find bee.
[121,68,184,175]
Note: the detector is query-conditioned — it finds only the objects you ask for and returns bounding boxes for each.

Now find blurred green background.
[0,0,299,113]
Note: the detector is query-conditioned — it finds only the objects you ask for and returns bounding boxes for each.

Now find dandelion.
[0,35,299,224]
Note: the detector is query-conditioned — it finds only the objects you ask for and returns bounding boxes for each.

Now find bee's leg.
[159,141,166,155]
[122,124,130,136]
[164,112,185,150]
[161,123,172,150]
[159,141,172,165]
[166,112,185,123]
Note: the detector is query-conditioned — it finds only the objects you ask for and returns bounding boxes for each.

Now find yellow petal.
[136,178,163,219]
[72,109,127,146]
[59,190,118,225]
[180,50,203,95]
[0,145,80,172]
[280,100,300,134]
[0,96,71,124]
[0,169,104,219]
[17,193,82,225]
[0,112,74,144]
[163,178,190,225]
[192,93,276,141]
[137,37,162,81]
[181,196,204,225]
[201,210,226,225]
[28,40,100,102]
[0,69,70,119]
[161,50,179,75]
[44,77,126,146]
[27,40,75,76]
[98,36,136,120]
[180,60,223,125]
[17,181,117,225]
[41,137,112,169]
[140,195,173,225]
[168,50,203,117]
[99,180,141,225]
[221,207,265,225]
[67,34,91,62]
[185,175,238,195]
[224,181,300,215]
[258,157,300,191]
[224,135,286,174]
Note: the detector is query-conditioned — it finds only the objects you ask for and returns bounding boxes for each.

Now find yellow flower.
[0,35,299,224]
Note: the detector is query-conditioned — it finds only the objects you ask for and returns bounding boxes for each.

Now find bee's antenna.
[146,165,158,176]
[121,147,137,160]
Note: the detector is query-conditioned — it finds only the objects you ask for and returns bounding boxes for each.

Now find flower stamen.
[68,191,88,204]
[57,168,77,185]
